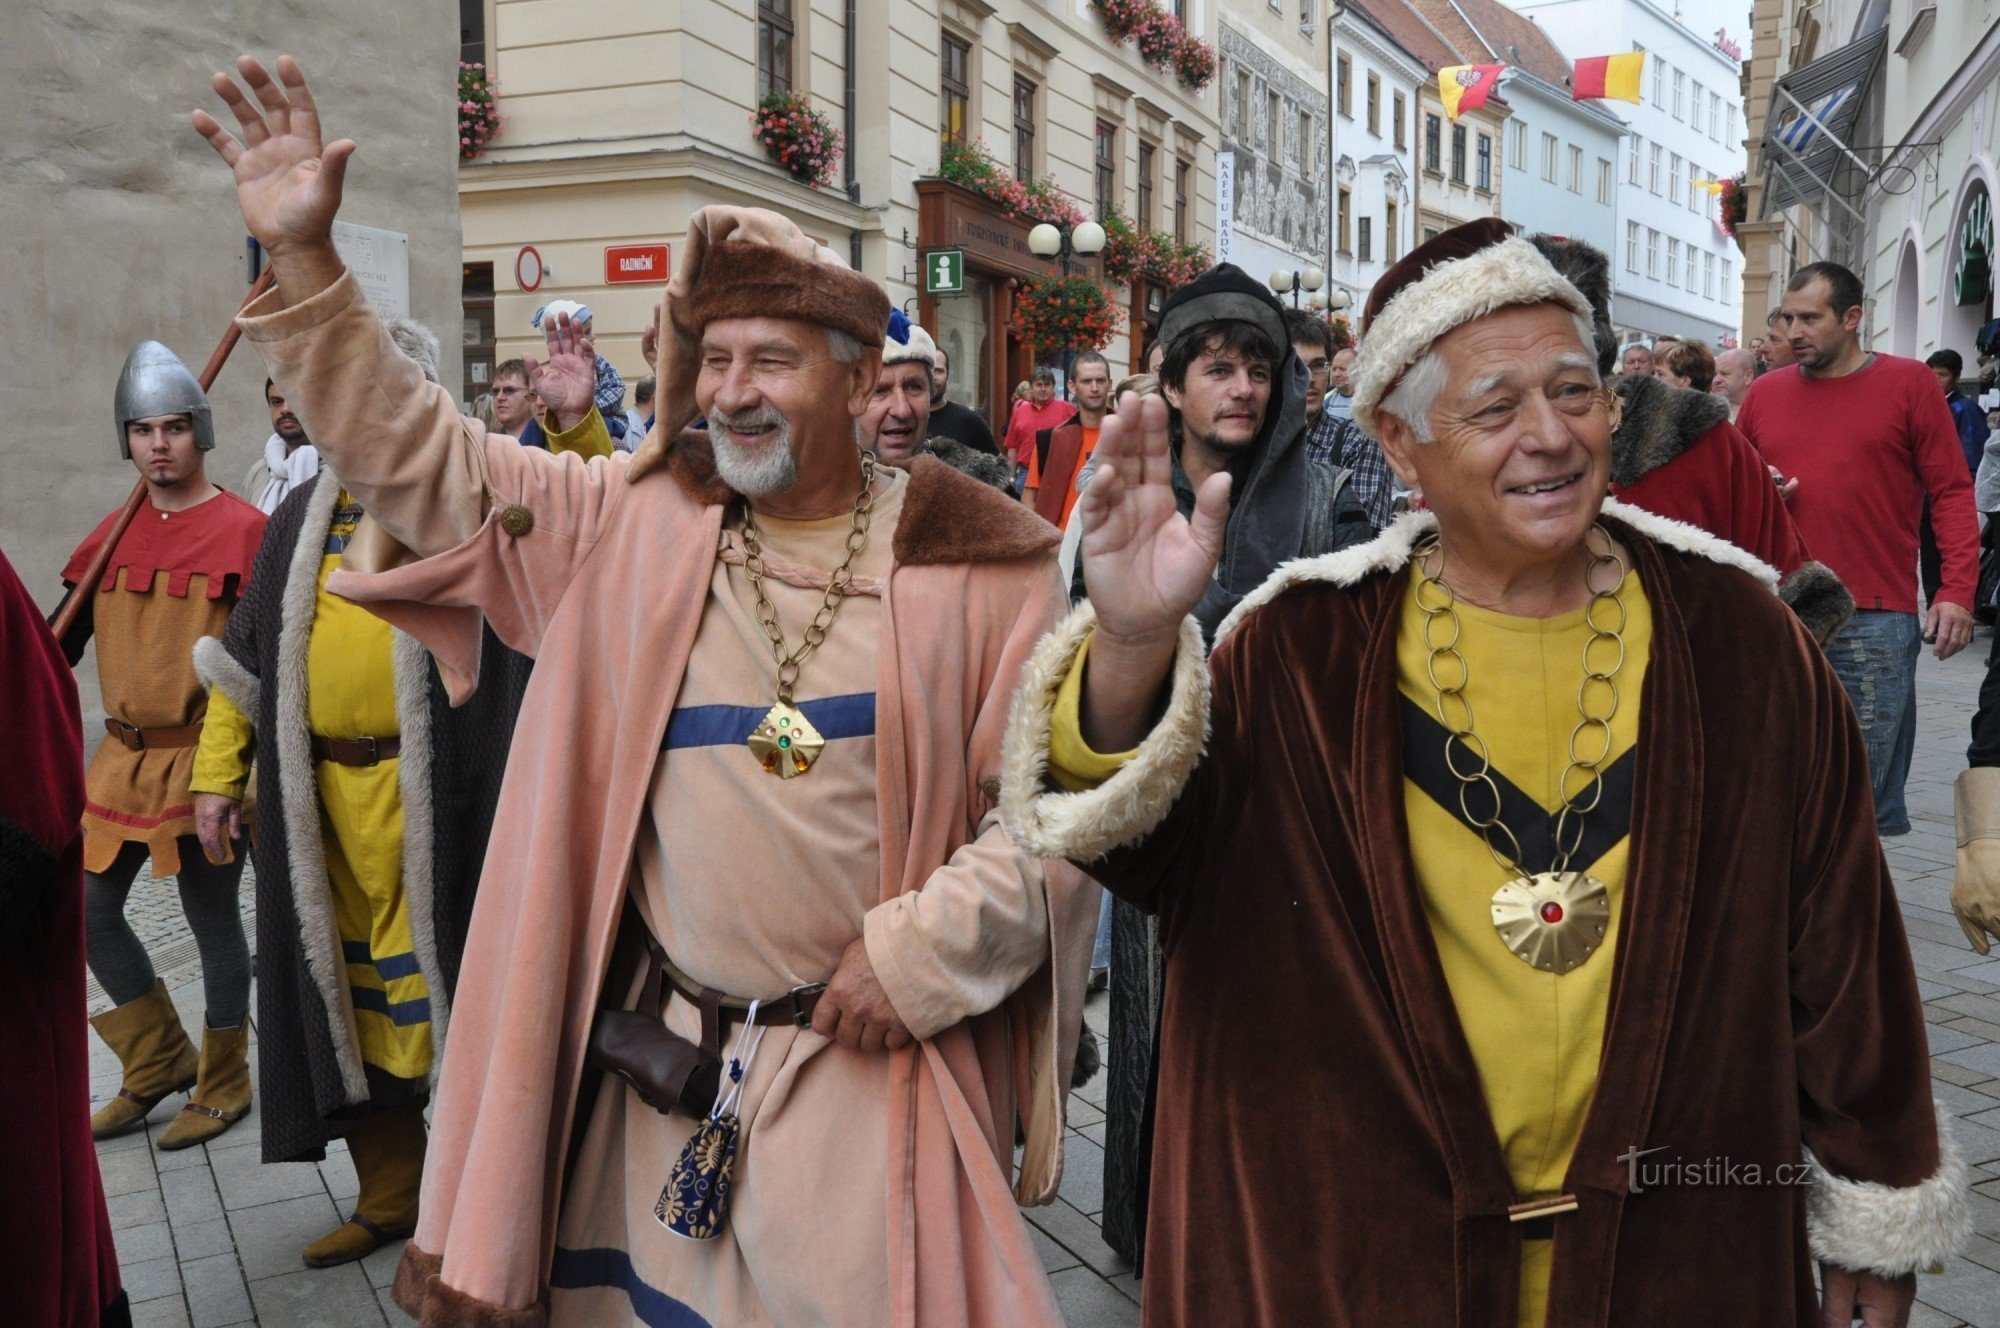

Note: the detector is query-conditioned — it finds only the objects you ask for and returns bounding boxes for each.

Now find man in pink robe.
[194,55,1095,1327]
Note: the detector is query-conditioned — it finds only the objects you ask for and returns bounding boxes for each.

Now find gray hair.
[826,328,863,364]
[1379,309,1599,444]
[383,316,443,385]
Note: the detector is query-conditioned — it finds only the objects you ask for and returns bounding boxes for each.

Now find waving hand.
[192,56,351,262]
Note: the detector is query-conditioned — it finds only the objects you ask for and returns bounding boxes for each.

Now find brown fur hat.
[672,237,889,350]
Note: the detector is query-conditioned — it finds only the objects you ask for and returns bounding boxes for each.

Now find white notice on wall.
[331,220,412,320]
[1215,151,1235,266]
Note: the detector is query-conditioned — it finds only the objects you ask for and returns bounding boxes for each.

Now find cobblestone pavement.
[92,641,2000,1326]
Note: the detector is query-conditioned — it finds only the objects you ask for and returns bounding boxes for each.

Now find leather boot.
[89,981,199,1139]
[304,1100,427,1267]
[156,1019,252,1150]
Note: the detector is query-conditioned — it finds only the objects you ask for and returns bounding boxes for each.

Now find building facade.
[1865,1,1999,370]
[458,0,1219,434]
[1326,4,1429,310]
[1410,0,1624,267]
[1214,6,1329,303]
[1514,0,1748,347]
[0,0,462,622]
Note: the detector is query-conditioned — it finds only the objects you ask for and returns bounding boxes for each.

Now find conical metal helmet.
[114,340,214,458]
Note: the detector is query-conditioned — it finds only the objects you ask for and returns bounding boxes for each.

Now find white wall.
[1499,75,1623,263]
[1328,13,1424,307]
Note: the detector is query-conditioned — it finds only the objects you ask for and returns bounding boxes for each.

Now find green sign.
[924,249,966,296]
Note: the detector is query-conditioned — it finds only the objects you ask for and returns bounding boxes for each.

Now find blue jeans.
[1091,886,1114,970]
[1823,610,1921,836]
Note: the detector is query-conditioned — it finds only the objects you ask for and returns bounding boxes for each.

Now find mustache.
[710,405,790,435]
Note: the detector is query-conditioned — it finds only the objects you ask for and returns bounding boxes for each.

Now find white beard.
[708,407,800,495]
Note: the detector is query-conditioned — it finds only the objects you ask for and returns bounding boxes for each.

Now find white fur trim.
[274,474,372,1103]
[1213,498,1781,645]
[1351,235,1593,438]
[1807,1108,1971,1276]
[389,628,451,1074]
[192,635,259,717]
[1000,603,1210,862]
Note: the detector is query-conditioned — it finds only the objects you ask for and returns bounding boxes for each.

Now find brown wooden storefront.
[915,179,1102,444]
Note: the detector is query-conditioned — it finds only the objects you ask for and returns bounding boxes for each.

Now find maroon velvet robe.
[1003,504,1961,1327]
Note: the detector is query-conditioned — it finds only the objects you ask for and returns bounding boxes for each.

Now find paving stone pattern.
[94,645,2000,1325]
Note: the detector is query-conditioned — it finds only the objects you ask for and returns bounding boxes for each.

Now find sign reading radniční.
[924,249,967,296]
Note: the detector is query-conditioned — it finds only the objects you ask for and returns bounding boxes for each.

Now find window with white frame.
[1708,93,1721,140]
[1646,228,1659,278]
[1691,81,1704,133]
[1358,216,1373,262]
[1568,144,1582,193]
[1652,57,1665,108]
[1725,103,1736,144]
[1477,133,1492,190]
[1541,132,1557,182]
[1687,164,1700,211]
[1628,136,1642,185]
[1703,250,1715,299]
[1667,237,1680,287]
[1597,158,1612,204]
[1722,256,1733,293]
[1649,143,1662,194]
[1669,153,1682,199]
[1510,120,1525,169]
[1687,249,1700,294]
[1672,69,1684,119]
[1626,221,1639,272]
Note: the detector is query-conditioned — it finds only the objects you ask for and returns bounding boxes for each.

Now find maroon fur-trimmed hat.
[672,237,889,351]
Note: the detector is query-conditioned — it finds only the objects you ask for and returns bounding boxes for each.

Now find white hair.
[825,328,863,363]
[1378,309,1599,444]
[708,405,799,495]
[382,316,443,385]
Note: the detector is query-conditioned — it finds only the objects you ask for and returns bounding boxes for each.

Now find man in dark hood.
[1149,264,1371,637]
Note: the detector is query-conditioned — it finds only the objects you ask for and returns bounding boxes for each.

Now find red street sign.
[605,244,671,285]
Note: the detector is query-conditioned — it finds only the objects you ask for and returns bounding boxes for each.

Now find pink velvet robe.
[238,271,1097,1327]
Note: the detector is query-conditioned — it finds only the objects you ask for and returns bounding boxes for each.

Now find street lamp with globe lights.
[1027,218,1108,390]
[1270,265,1325,309]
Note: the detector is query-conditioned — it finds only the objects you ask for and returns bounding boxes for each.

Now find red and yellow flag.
[1572,52,1645,103]
[1438,64,1506,120]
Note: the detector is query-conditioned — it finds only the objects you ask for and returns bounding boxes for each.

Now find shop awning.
[1758,27,1888,221]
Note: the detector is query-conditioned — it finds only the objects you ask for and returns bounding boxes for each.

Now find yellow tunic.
[1049,566,1652,1328]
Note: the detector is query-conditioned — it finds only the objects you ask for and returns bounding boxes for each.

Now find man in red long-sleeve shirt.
[1738,261,1978,836]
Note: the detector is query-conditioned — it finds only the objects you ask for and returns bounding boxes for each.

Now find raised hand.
[523,313,598,433]
[192,56,352,259]
[1078,390,1230,644]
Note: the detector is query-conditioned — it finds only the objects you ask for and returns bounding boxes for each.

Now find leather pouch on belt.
[586,898,723,1119]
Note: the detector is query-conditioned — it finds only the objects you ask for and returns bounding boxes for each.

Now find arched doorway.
[1889,235,1921,358]
[1939,168,1995,361]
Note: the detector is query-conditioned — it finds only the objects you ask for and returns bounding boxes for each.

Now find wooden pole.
[52,267,277,647]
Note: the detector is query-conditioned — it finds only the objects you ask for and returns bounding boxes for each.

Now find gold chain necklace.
[1414,524,1628,974]
[736,454,878,778]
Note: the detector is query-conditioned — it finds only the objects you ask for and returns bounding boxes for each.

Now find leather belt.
[657,949,825,1028]
[309,734,401,766]
[104,719,204,751]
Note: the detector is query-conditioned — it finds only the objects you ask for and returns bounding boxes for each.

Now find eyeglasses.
[1304,358,1332,380]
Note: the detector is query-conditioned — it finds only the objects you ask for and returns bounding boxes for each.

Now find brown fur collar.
[653,431,1057,566]
[1611,373,1730,487]
[393,1243,547,1328]
[1778,560,1857,645]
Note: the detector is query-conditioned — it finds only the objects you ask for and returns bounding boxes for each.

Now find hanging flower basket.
[1325,312,1355,352]
[1175,34,1217,91]
[1090,0,1154,42]
[458,62,502,161]
[1134,10,1183,71]
[1718,172,1747,241]
[1012,275,1121,354]
[1098,208,1211,287]
[937,140,1087,229]
[753,92,844,190]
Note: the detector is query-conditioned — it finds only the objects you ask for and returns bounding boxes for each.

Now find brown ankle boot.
[89,981,199,1139]
[157,1019,252,1151]
[303,1101,427,1268]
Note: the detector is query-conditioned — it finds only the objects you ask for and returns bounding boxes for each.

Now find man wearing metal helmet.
[54,341,266,1152]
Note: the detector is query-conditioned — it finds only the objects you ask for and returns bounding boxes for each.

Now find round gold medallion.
[1489,871,1611,974]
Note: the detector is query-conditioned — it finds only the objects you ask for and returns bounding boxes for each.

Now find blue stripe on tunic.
[549,1246,713,1328]
[341,939,424,981]
[348,986,432,1026]
[661,692,876,750]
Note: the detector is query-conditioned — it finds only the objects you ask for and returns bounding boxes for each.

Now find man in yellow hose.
[1000,220,1964,1326]
[188,316,610,1268]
